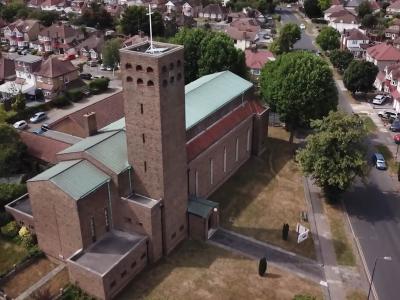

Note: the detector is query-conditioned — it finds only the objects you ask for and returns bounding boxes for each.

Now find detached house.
[366,43,400,71]
[328,9,360,33]
[374,63,400,112]
[341,28,369,57]
[324,5,345,21]
[35,57,79,100]
[245,48,275,77]
[75,33,105,61]
[40,0,65,11]
[226,18,261,50]
[182,0,200,17]
[385,25,400,40]
[198,4,227,21]
[2,19,41,49]
[387,0,400,15]
[37,23,84,54]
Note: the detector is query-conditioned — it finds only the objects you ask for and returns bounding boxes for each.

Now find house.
[182,0,201,17]
[198,4,227,21]
[328,9,360,33]
[387,0,400,15]
[40,0,65,11]
[226,18,261,50]
[385,25,400,40]
[35,57,80,100]
[75,33,105,61]
[245,48,275,77]
[341,28,369,57]
[343,0,362,15]
[366,43,400,70]
[5,40,269,300]
[122,34,148,48]
[28,0,45,7]
[374,63,400,111]
[37,23,84,54]
[2,19,42,49]
[70,0,85,14]
[324,5,345,21]
[105,4,123,17]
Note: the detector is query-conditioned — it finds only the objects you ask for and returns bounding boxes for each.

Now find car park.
[80,73,92,80]
[372,153,387,170]
[13,120,28,130]
[29,112,47,123]
[390,120,400,131]
[372,94,390,105]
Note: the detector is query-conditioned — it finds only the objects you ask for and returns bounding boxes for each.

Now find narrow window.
[179,224,184,231]
[210,159,214,185]
[195,170,199,196]
[223,147,227,173]
[144,161,147,172]
[171,232,176,239]
[90,216,96,242]
[177,60,181,67]
[142,133,145,144]
[163,79,168,87]
[137,78,143,85]
[121,270,127,278]
[140,103,143,114]
[169,62,174,70]
[110,281,116,288]
[170,76,174,83]
[247,128,251,152]
[177,73,182,81]
[136,65,142,71]
[104,208,109,231]
[131,261,137,268]
[235,138,239,162]
[162,66,167,73]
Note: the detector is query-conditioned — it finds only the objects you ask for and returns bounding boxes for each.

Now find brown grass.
[346,290,367,300]
[1,258,57,298]
[117,240,323,300]
[0,236,29,275]
[209,127,315,259]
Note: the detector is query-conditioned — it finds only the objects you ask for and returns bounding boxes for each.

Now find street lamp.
[367,256,392,300]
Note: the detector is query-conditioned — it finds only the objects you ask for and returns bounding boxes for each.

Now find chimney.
[83,112,97,136]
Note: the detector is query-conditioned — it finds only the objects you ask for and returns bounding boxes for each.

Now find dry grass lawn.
[0,236,29,275]
[209,127,315,259]
[1,258,57,298]
[346,290,367,300]
[117,240,322,300]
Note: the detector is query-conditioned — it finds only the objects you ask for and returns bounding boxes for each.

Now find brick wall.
[188,214,206,240]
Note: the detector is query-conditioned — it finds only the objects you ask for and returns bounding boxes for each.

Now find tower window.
[142,133,145,144]
[140,103,143,114]
[147,80,154,86]
[144,161,147,172]
[131,261,136,269]
[170,76,174,83]
[210,159,214,185]
[126,76,133,82]
[177,73,182,81]
[177,60,181,67]
[125,63,132,69]
[137,78,143,85]
[146,66,153,73]
[163,79,168,87]
[136,65,143,71]
[235,138,239,162]
[169,62,174,70]
[162,66,167,73]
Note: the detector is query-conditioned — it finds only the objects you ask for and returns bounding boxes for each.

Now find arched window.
[170,76,174,83]
[162,66,167,73]
[125,63,132,69]
[126,76,133,82]
[177,73,182,81]
[177,60,181,67]
[136,65,143,71]
[147,80,154,86]
[162,79,168,87]
[169,62,174,70]
[137,78,143,84]
[146,66,154,73]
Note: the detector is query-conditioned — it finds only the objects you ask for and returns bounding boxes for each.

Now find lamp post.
[367,256,392,300]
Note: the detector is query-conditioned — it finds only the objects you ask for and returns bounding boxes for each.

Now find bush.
[311,18,328,24]
[21,232,35,248]
[0,212,12,227]
[66,89,84,103]
[61,284,95,300]
[27,244,42,257]
[52,95,70,108]
[0,183,27,209]
[1,221,19,238]
[89,78,110,93]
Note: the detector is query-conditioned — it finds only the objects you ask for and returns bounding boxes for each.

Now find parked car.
[80,73,92,80]
[13,120,28,130]
[390,120,400,131]
[100,64,107,70]
[106,66,112,71]
[29,112,47,123]
[372,153,387,170]
[393,134,400,144]
[372,94,390,105]
[8,47,16,53]
[378,110,398,121]
[286,4,292,8]
[300,23,306,30]
[32,128,46,135]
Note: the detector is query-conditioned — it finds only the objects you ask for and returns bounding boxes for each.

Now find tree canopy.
[304,0,322,18]
[343,60,378,94]
[357,1,372,18]
[260,51,338,141]
[73,3,114,29]
[28,10,60,27]
[329,49,354,72]
[0,124,26,177]
[171,28,247,83]
[120,6,164,36]
[318,0,331,11]
[102,38,122,69]
[316,27,340,51]
[361,14,377,28]
[297,111,368,197]
[270,23,301,55]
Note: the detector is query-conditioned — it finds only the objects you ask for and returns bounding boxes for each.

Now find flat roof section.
[120,41,183,57]
[6,194,32,216]
[125,193,160,208]
[70,230,146,275]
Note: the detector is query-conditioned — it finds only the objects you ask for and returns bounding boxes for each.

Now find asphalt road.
[279,8,400,300]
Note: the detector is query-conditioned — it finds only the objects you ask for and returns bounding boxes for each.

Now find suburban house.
[387,0,400,15]
[374,63,400,111]
[341,28,369,57]
[122,34,148,48]
[343,0,362,14]
[328,9,360,33]
[226,18,261,50]
[36,23,84,54]
[366,43,400,71]
[40,0,65,11]
[324,5,345,21]
[5,41,269,300]
[245,48,275,77]
[198,4,227,21]
[182,0,201,17]
[75,33,105,61]
[385,25,400,40]
[70,0,85,13]
[2,19,42,48]
[35,57,80,100]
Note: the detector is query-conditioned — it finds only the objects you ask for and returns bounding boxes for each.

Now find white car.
[286,4,292,8]
[13,120,28,130]
[29,112,47,123]
[300,23,306,30]
[372,95,390,105]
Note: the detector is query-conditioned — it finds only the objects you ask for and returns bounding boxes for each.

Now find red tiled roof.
[186,101,267,161]
[35,57,77,78]
[388,0,400,10]
[245,49,274,69]
[377,71,385,82]
[345,28,368,40]
[324,5,344,14]
[367,43,400,61]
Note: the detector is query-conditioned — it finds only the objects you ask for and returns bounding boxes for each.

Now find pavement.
[208,228,325,284]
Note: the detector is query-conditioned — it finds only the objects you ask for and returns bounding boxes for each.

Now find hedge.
[311,18,328,24]
[1,220,19,238]
[66,88,84,103]
[0,183,27,210]
[89,78,110,93]
[0,212,12,227]
[52,95,70,108]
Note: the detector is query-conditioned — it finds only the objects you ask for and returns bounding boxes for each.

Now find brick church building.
[6,41,269,299]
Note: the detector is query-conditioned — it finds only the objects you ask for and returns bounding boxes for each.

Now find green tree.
[316,26,340,51]
[73,3,113,29]
[102,38,122,69]
[28,10,60,27]
[120,6,164,36]
[304,0,322,18]
[318,0,331,11]
[357,0,372,18]
[329,49,354,72]
[258,0,276,14]
[0,124,26,177]
[297,111,367,197]
[12,92,25,112]
[270,23,301,55]
[0,183,26,209]
[1,0,26,22]
[260,51,338,142]
[361,14,377,28]
[343,60,378,94]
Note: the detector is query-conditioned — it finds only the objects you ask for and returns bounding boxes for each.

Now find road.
[279,8,400,300]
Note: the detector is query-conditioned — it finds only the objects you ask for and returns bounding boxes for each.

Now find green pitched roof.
[99,71,253,132]
[59,131,130,174]
[29,160,110,200]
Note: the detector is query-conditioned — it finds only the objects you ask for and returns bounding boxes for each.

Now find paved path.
[209,228,324,284]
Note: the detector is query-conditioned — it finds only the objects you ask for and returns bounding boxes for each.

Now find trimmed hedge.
[89,78,110,93]
[66,88,84,103]
[52,95,70,108]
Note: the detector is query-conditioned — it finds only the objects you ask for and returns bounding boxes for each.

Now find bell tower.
[119,41,188,253]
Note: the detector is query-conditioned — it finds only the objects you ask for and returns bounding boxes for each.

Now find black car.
[390,120,400,132]
[80,73,92,80]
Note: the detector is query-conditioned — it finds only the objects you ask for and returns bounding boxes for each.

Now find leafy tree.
[362,14,377,28]
[304,0,322,18]
[73,3,113,29]
[357,0,372,18]
[120,6,164,36]
[260,51,338,142]
[318,0,331,11]
[1,1,26,22]
[0,124,26,177]
[316,26,340,51]
[329,49,354,72]
[102,38,122,69]
[258,0,276,14]
[270,23,301,55]
[0,183,26,209]
[12,92,25,112]
[297,111,367,198]
[343,60,378,94]
[28,10,60,27]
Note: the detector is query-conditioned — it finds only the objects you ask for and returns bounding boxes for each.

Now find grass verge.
[0,236,29,275]
[375,143,397,174]
[361,116,377,133]
[346,290,367,300]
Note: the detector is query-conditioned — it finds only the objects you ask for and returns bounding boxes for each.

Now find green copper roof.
[184,71,252,129]
[187,198,219,218]
[99,71,253,132]
[29,160,110,200]
[59,131,129,174]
